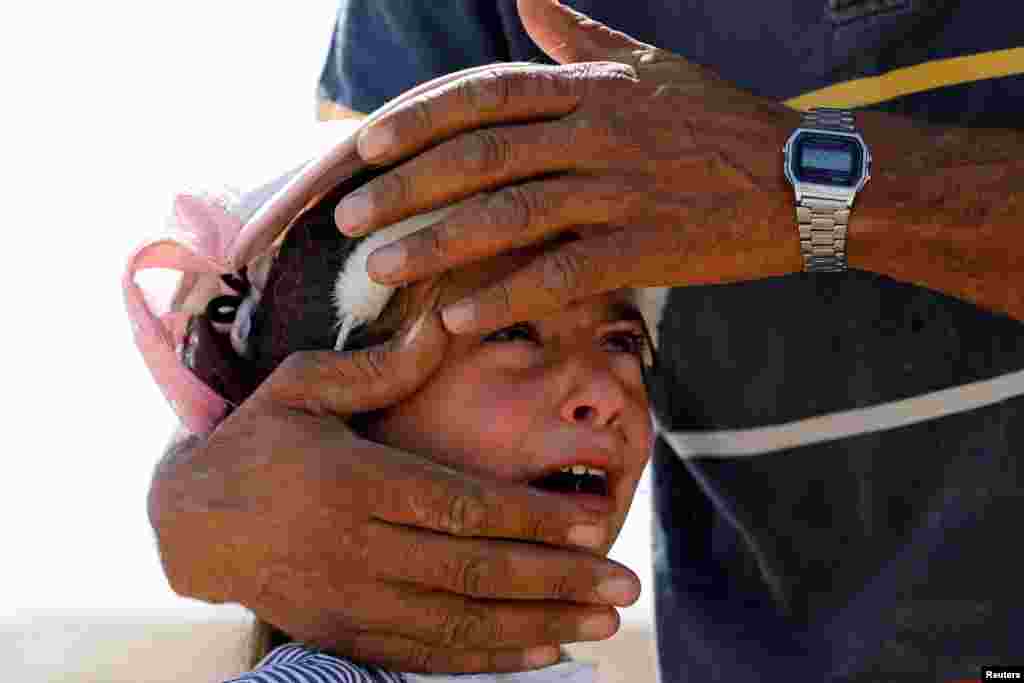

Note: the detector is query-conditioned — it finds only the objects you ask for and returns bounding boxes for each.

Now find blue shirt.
[319,3,1024,680]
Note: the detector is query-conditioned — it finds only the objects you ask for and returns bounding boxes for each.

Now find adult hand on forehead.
[336,0,803,335]
[149,312,639,674]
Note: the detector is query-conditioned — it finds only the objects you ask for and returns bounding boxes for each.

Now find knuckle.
[567,61,601,83]
[405,97,434,136]
[455,556,492,597]
[444,491,488,536]
[436,612,463,648]
[506,69,543,101]
[438,609,497,649]
[549,571,577,601]
[541,246,588,298]
[375,167,413,207]
[497,280,515,318]
[417,226,450,262]
[541,65,579,100]
[486,185,537,234]
[604,61,641,83]
[463,129,512,175]
[406,642,440,673]
[527,513,552,546]
[479,279,515,324]
[350,346,390,383]
[459,68,511,113]
[566,61,636,89]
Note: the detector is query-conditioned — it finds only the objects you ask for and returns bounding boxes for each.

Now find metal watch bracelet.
[798,108,855,272]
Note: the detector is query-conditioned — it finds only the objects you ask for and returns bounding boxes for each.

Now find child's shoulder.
[226,643,597,683]
[225,642,405,683]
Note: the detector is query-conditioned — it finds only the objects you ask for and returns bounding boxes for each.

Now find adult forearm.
[851,112,1024,320]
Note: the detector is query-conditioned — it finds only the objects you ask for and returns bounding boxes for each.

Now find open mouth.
[529,465,609,496]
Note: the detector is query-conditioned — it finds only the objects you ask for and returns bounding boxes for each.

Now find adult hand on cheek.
[335,0,805,336]
[148,313,639,674]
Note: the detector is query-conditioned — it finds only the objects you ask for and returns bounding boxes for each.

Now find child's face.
[364,245,653,555]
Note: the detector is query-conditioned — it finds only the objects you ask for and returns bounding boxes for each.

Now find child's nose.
[558,362,628,429]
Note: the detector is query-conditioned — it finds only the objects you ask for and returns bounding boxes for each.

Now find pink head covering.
[124,63,541,435]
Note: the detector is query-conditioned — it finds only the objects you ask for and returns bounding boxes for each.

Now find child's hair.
[183,173,400,406]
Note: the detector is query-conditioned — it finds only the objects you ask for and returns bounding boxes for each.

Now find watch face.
[791,132,864,187]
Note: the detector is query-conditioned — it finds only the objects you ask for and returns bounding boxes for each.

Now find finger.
[367,455,612,552]
[351,581,621,651]
[366,174,638,286]
[365,518,641,606]
[518,0,653,65]
[338,120,587,237]
[441,230,638,335]
[257,597,566,673]
[273,576,622,651]
[258,311,447,418]
[441,221,693,335]
[337,634,563,675]
[352,61,637,166]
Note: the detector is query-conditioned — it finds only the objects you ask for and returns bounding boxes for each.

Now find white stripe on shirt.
[655,366,1024,458]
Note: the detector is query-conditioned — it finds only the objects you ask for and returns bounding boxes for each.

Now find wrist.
[845,113,1024,307]
[853,112,986,241]
[782,107,872,272]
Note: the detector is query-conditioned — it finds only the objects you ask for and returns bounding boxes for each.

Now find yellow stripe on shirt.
[784,46,1024,110]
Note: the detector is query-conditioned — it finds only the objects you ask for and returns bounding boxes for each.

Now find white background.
[1,1,653,624]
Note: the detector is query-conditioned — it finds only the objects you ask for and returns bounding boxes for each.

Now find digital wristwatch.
[783,107,872,272]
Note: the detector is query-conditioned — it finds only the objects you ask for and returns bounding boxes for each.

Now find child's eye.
[483,322,539,345]
[603,331,650,357]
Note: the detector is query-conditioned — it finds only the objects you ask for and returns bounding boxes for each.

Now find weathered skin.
[338,0,1024,333]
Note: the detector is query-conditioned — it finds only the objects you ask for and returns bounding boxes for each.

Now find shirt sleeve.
[226,642,406,683]
[318,0,515,114]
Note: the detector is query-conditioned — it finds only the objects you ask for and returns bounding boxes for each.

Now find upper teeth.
[559,465,606,478]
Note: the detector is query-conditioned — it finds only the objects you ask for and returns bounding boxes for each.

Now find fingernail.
[368,242,407,281]
[567,524,605,550]
[442,299,477,333]
[596,576,639,606]
[525,645,560,669]
[358,122,395,161]
[337,190,373,235]
[578,612,617,640]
